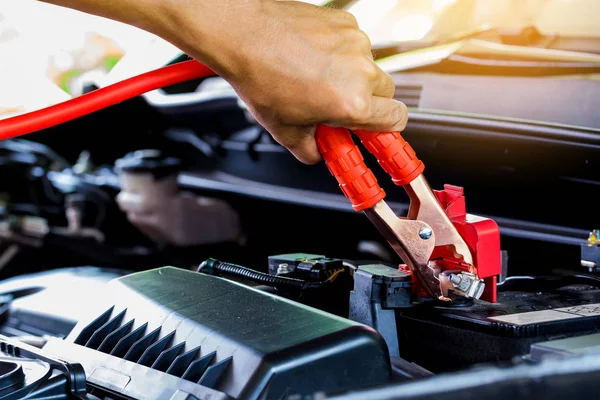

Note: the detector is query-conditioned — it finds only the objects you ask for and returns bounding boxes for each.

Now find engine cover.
[43,267,391,399]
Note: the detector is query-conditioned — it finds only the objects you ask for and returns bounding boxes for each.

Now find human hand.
[166,0,408,164]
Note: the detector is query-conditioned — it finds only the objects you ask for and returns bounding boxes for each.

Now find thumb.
[270,125,322,165]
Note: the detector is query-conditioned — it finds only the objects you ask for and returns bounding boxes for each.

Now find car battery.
[397,279,600,373]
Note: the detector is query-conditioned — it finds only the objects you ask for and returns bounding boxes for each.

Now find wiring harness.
[0,60,215,141]
[198,258,344,291]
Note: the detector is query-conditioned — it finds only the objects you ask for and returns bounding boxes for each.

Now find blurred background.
[2,0,599,118]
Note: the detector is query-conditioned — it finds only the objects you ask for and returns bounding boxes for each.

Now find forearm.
[41,0,174,35]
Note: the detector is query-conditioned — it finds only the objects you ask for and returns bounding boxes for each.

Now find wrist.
[157,0,267,79]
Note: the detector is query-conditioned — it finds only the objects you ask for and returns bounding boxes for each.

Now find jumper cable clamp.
[315,125,499,301]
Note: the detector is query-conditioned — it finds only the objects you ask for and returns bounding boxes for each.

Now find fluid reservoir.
[115,150,242,246]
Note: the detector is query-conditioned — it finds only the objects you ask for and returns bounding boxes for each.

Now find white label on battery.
[488,303,600,326]
[555,303,600,317]
[489,310,582,325]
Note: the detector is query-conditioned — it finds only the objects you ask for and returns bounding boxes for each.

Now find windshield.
[344,0,600,44]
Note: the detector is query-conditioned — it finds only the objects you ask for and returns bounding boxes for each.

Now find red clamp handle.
[315,125,424,211]
[315,125,385,211]
[355,130,424,187]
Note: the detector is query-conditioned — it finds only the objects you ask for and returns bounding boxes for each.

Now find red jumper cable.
[0,60,213,141]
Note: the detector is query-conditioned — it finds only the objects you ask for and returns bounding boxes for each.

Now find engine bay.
[0,77,598,398]
[0,7,599,394]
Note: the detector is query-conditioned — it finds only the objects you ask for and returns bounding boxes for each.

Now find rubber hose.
[198,258,332,291]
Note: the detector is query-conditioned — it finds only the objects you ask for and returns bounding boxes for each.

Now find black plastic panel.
[123,327,161,362]
[110,322,147,357]
[0,267,128,339]
[73,306,114,346]
[152,342,185,372]
[182,351,216,383]
[84,309,126,350]
[60,267,391,399]
[167,346,200,377]
[97,318,135,353]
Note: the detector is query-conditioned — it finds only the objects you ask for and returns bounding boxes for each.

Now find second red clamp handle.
[315,125,424,212]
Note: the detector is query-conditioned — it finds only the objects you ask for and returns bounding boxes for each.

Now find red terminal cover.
[402,185,501,303]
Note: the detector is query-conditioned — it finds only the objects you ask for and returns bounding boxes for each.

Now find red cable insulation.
[0,60,215,141]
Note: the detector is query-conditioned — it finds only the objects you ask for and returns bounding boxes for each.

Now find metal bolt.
[277,263,292,275]
[449,273,471,291]
[419,227,433,240]
[458,276,471,291]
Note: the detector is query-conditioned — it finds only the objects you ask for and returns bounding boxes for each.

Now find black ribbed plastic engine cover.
[43,267,390,400]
